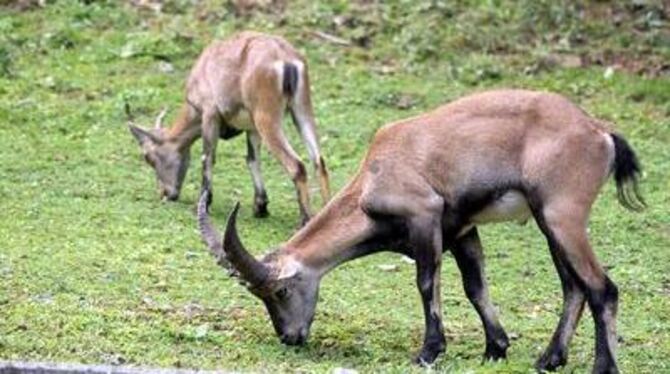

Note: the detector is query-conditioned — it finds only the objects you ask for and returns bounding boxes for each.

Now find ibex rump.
[128,32,330,223]
[199,89,643,373]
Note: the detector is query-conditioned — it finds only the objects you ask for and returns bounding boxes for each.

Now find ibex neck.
[165,103,200,150]
[283,181,375,275]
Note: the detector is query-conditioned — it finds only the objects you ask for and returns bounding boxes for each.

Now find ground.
[0,1,669,373]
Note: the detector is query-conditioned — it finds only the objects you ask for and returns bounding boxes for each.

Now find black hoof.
[535,349,567,372]
[592,358,619,374]
[412,343,445,367]
[484,341,508,361]
[253,201,269,218]
[592,368,619,374]
[298,214,311,228]
[203,190,213,212]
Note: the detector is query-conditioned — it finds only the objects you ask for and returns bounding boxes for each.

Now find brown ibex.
[128,32,330,223]
[198,89,644,373]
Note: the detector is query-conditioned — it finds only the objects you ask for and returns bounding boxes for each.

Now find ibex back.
[128,32,330,224]
[199,89,644,373]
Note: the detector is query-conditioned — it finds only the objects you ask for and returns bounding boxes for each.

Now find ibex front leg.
[451,228,509,360]
[246,131,269,217]
[201,109,220,209]
[410,214,446,366]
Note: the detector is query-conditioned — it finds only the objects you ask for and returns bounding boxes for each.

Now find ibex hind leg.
[535,242,586,372]
[532,198,619,374]
[289,76,330,204]
[254,108,312,226]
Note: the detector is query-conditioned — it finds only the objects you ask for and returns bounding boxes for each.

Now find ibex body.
[199,89,644,373]
[129,32,330,223]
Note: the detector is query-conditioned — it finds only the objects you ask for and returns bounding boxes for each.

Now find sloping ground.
[0,1,669,373]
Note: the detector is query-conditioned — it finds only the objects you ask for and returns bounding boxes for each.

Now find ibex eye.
[144,154,155,166]
[275,288,288,299]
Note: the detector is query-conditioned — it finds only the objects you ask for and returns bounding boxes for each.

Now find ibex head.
[126,104,190,201]
[197,192,320,345]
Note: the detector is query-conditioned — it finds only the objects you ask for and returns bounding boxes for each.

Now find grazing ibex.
[198,89,644,373]
[128,32,330,223]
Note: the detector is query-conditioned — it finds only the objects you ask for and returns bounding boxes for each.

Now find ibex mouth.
[164,192,179,201]
[280,333,307,346]
[159,188,179,201]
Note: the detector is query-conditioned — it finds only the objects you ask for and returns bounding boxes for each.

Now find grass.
[0,0,669,372]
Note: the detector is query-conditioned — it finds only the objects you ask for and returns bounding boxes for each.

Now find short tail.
[610,133,646,211]
[282,62,299,97]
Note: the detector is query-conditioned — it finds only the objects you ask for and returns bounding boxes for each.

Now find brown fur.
[280,90,623,371]
[204,89,638,372]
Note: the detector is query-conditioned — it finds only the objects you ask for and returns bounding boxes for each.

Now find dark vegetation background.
[0,0,668,372]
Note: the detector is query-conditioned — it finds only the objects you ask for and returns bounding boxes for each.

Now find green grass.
[1,1,669,372]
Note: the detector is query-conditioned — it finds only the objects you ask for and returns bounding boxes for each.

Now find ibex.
[198,89,644,373]
[128,32,330,223]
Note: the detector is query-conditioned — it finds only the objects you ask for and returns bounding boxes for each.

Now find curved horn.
[197,191,270,286]
[124,101,135,125]
[222,201,270,286]
[154,107,168,130]
[197,190,228,270]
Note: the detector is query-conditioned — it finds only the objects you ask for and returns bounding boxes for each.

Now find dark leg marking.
[201,111,220,210]
[294,161,310,226]
[411,218,446,366]
[530,199,619,374]
[451,228,510,361]
[535,247,585,372]
[246,132,269,217]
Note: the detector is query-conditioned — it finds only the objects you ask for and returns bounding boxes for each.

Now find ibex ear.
[276,257,302,280]
[128,125,162,145]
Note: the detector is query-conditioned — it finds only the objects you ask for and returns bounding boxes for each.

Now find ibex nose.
[280,333,307,346]
[160,188,179,201]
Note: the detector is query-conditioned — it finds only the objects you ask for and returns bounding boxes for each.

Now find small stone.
[119,43,135,59]
[142,296,155,306]
[377,264,398,272]
[395,94,417,110]
[558,54,582,68]
[158,61,174,73]
[43,76,56,88]
[195,323,209,338]
[332,368,358,374]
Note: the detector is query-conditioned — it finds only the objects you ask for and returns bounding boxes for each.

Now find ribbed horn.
[197,189,229,270]
[124,101,135,125]
[197,191,269,286]
[222,201,270,286]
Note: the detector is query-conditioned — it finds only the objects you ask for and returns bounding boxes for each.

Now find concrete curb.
[0,361,235,374]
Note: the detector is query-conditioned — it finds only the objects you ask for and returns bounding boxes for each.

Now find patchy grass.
[0,1,669,372]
